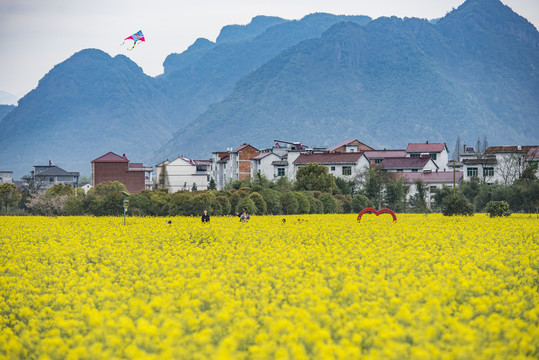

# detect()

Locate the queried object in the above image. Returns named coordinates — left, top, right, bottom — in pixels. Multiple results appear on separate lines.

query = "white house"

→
left=406, top=142, right=449, bottom=171
left=459, top=145, right=539, bottom=184
left=156, top=156, right=211, bottom=192
left=400, top=171, right=464, bottom=208
left=293, top=152, right=370, bottom=180
left=31, top=165, right=80, bottom=192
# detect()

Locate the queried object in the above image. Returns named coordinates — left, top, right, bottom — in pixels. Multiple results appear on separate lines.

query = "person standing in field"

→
left=201, top=210, right=210, bottom=223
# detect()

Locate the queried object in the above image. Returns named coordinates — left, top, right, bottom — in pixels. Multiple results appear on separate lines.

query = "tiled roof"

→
left=129, top=163, right=143, bottom=168
left=484, top=145, right=539, bottom=157
left=364, top=150, right=406, bottom=158
left=34, top=166, right=79, bottom=177
left=328, top=139, right=373, bottom=152
left=252, top=152, right=272, bottom=160
left=406, top=143, right=446, bottom=153
left=91, top=152, right=128, bottom=163
left=294, top=152, right=364, bottom=164
left=232, top=143, right=258, bottom=153
left=399, top=171, right=464, bottom=184
left=381, top=157, right=433, bottom=169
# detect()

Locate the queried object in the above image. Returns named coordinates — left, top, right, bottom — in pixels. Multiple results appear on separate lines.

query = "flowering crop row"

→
left=0, top=214, right=538, bottom=359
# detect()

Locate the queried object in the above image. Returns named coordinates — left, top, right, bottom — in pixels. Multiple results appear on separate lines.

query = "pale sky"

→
left=0, top=0, right=537, bottom=101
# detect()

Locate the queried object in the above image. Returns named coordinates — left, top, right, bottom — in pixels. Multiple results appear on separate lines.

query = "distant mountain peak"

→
left=216, top=15, right=286, bottom=44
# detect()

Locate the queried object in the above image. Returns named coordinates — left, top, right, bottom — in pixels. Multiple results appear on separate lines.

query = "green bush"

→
left=351, top=194, right=372, bottom=213
left=442, top=194, right=474, bottom=216
left=280, top=192, right=298, bottom=215
left=485, top=201, right=511, bottom=217
left=249, top=192, right=267, bottom=215
left=319, top=193, right=337, bottom=214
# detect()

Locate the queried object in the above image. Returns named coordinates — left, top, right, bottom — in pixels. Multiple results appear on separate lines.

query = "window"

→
left=374, top=159, right=382, bottom=164
left=277, top=168, right=285, bottom=177
left=530, top=161, right=538, bottom=170
left=410, top=153, right=420, bottom=158
left=483, top=167, right=494, bottom=177
left=467, top=167, right=478, bottom=177
left=49, top=177, right=54, bottom=183
left=342, top=166, right=352, bottom=176
left=430, top=153, right=437, bottom=160
left=330, top=166, right=335, bottom=171
left=411, top=169, right=418, bottom=172
left=430, top=186, right=437, bottom=194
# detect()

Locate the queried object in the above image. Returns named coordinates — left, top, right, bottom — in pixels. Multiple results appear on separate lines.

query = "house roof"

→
left=91, top=152, right=128, bottom=163
left=406, top=143, right=447, bottom=153
left=364, top=150, right=406, bottom=158
left=129, top=163, right=143, bottom=168
left=34, top=166, right=79, bottom=177
left=484, top=145, right=539, bottom=157
left=328, top=139, right=373, bottom=152
left=232, top=143, right=258, bottom=153
left=294, top=152, right=364, bottom=164
left=193, top=160, right=211, bottom=165
left=252, top=152, right=273, bottom=160
left=399, top=171, right=464, bottom=184
left=381, top=157, right=435, bottom=169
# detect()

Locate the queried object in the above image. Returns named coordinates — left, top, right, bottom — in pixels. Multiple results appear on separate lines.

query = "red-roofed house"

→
left=477, top=145, right=539, bottom=184
left=293, top=152, right=370, bottom=179
left=91, top=152, right=153, bottom=193
left=406, top=142, right=449, bottom=171
left=328, top=139, right=373, bottom=153
left=364, top=149, right=406, bottom=166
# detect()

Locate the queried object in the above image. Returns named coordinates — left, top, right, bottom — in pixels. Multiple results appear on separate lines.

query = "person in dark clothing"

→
left=201, top=210, right=210, bottom=223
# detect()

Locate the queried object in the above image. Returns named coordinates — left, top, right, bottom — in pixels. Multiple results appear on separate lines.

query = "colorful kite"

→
left=122, top=30, right=145, bottom=50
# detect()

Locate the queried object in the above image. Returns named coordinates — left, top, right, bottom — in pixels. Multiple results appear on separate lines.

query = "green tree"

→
left=64, top=196, right=83, bottom=215
left=280, top=192, right=298, bottom=215
left=215, top=195, right=231, bottom=216
left=351, top=194, right=372, bottom=213
left=192, top=192, right=218, bottom=215
left=91, top=181, right=128, bottom=198
left=334, top=177, right=356, bottom=195
left=307, top=196, right=324, bottom=214
left=293, top=192, right=310, bottom=214
left=0, top=183, right=22, bottom=213
left=249, top=192, right=267, bottom=215
left=208, top=178, right=217, bottom=190
left=127, top=192, right=152, bottom=216
left=294, top=163, right=336, bottom=193
left=409, top=180, right=429, bottom=214
left=433, top=185, right=453, bottom=212
left=384, top=178, right=407, bottom=212
left=442, top=194, right=474, bottom=216
left=45, top=183, right=75, bottom=197
left=258, top=188, right=280, bottom=215
left=252, top=172, right=272, bottom=189
left=236, top=197, right=257, bottom=215
left=319, top=193, right=337, bottom=214
left=274, top=176, right=293, bottom=191
left=169, top=192, right=193, bottom=216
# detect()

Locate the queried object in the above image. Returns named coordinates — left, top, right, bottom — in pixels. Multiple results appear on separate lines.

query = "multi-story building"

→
left=91, top=152, right=153, bottom=193
left=211, top=144, right=259, bottom=190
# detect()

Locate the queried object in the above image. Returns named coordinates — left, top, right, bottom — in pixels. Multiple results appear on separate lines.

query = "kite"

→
left=122, top=30, right=145, bottom=50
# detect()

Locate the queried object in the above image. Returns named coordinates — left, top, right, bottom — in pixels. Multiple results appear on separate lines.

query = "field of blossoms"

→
left=1, top=214, right=538, bottom=359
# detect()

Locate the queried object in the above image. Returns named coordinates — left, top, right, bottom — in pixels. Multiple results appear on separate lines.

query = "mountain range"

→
left=0, top=0, right=538, bottom=178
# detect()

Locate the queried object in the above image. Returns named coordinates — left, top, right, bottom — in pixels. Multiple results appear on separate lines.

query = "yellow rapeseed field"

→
left=1, top=214, right=538, bottom=359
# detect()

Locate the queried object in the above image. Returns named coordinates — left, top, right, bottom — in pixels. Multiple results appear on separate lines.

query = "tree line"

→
left=1, top=163, right=538, bottom=216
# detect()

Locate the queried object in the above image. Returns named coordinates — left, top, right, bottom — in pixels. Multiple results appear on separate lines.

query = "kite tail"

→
left=127, top=41, right=137, bottom=51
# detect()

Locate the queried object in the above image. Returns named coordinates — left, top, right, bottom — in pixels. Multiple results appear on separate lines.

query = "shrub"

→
left=319, top=193, right=337, bottom=214
left=293, top=192, right=310, bottom=214
left=236, top=197, right=257, bottom=215
left=485, top=201, right=511, bottom=217
left=280, top=192, right=298, bottom=215
left=351, top=194, right=372, bottom=213
left=249, top=192, right=267, bottom=215
left=442, top=194, right=474, bottom=216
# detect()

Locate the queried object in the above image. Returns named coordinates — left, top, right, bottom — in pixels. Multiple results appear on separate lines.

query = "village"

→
left=1, top=138, right=538, bottom=210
